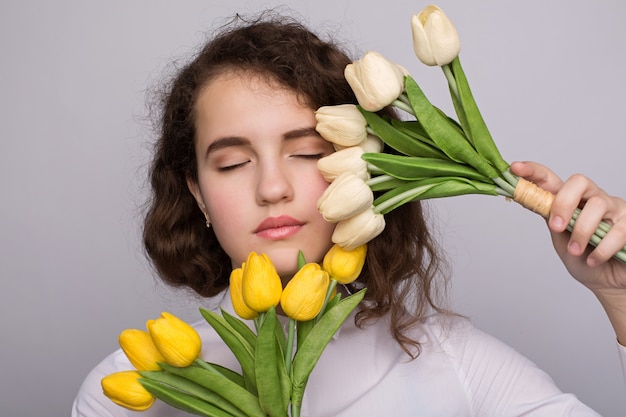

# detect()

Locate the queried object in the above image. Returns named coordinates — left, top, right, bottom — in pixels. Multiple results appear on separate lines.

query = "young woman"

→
left=72, top=14, right=626, bottom=417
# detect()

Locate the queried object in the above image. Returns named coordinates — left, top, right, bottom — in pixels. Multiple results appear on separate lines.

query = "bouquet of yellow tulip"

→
left=315, top=4, right=626, bottom=263
left=101, top=244, right=367, bottom=417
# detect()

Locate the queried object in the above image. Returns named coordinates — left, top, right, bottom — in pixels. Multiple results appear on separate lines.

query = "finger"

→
left=510, top=161, right=564, bottom=194
left=585, top=198, right=626, bottom=266
left=566, top=194, right=609, bottom=257
left=588, top=221, right=626, bottom=266
left=550, top=174, right=609, bottom=235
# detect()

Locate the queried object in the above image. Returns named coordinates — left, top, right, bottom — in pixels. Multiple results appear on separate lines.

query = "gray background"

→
left=2, top=0, right=625, bottom=416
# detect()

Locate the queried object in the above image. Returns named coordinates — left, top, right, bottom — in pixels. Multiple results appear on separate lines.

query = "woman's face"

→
left=188, top=72, right=336, bottom=279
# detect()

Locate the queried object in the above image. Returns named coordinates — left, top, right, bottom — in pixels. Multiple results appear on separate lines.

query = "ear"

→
left=186, top=176, right=206, bottom=212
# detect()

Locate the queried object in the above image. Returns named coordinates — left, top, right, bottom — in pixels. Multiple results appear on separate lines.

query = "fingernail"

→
left=551, top=216, right=564, bottom=229
left=568, top=241, right=581, bottom=255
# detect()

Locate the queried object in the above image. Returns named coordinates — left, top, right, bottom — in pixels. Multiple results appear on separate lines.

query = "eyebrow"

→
left=205, top=126, right=321, bottom=157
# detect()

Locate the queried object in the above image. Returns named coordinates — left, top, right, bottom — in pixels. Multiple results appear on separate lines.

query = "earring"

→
left=202, top=211, right=211, bottom=228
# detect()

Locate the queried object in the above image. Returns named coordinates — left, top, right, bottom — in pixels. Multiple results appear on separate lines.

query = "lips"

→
left=255, top=215, right=304, bottom=240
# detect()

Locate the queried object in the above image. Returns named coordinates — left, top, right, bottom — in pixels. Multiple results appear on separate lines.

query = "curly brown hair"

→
left=143, top=12, right=449, bottom=356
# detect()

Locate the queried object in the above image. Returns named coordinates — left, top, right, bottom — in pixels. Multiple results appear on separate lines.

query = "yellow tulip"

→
left=315, top=104, right=368, bottom=147
left=147, top=312, right=202, bottom=367
left=101, top=371, right=155, bottom=411
left=322, top=243, right=367, bottom=285
left=317, top=172, right=374, bottom=223
left=411, top=5, right=460, bottom=66
left=332, top=208, right=386, bottom=251
left=118, top=328, right=166, bottom=371
left=344, top=51, right=409, bottom=112
left=229, top=267, right=259, bottom=320
left=280, top=263, right=330, bottom=321
left=242, top=252, right=283, bottom=313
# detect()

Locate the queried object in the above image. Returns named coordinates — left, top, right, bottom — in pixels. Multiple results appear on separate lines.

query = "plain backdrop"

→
left=1, top=0, right=625, bottom=416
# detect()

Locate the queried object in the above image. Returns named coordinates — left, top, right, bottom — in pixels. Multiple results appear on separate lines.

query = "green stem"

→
left=391, top=98, right=415, bottom=115
left=492, top=176, right=515, bottom=197
left=253, top=312, right=266, bottom=333
left=442, top=64, right=459, bottom=102
left=501, top=168, right=519, bottom=189
left=291, top=403, right=301, bottom=417
left=316, top=279, right=338, bottom=323
left=495, top=187, right=511, bottom=197
left=366, top=174, right=395, bottom=186
left=374, top=188, right=414, bottom=213
left=285, top=319, right=296, bottom=375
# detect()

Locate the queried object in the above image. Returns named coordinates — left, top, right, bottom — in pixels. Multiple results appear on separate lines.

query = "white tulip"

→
left=344, top=51, right=409, bottom=112
left=317, top=172, right=374, bottom=223
left=332, top=208, right=386, bottom=250
left=315, top=104, right=368, bottom=147
left=333, top=134, right=384, bottom=153
left=358, top=134, right=384, bottom=153
left=317, top=147, right=368, bottom=182
left=411, top=5, right=460, bottom=66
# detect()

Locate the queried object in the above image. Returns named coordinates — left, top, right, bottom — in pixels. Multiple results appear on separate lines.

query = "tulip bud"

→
left=229, top=267, right=259, bottom=320
left=411, top=5, right=460, bottom=66
left=242, top=252, right=283, bottom=313
left=118, top=329, right=166, bottom=371
left=344, top=51, right=409, bottom=112
left=147, top=312, right=202, bottom=367
left=317, top=146, right=368, bottom=182
left=315, top=104, right=368, bottom=147
left=317, top=172, right=374, bottom=223
left=280, top=263, right=330, bottom=321
left=322, top=243, right=367, bottom=285
left=333, top=134, right=384, bottom=154
left=332, top=209, right=386, bottom=250
left=101, top=371, right=155, bottom=412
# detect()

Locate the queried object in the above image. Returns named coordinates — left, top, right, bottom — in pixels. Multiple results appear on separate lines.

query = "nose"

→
left=255, top=159, right=294, bottom=205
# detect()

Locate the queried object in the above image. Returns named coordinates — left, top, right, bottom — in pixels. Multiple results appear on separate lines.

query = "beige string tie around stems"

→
left=513, top=178, right=555, bottom=218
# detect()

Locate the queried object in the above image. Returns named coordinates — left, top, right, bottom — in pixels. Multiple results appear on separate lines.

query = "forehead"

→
left=193, top=71, right=319, bottom=143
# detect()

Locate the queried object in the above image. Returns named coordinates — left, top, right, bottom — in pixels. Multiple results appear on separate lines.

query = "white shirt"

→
left=72, top=290, right=626, bottom=417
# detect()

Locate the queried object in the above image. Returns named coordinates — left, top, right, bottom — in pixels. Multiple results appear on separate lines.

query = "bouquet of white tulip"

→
left=315, top=5, right=626, bottom=263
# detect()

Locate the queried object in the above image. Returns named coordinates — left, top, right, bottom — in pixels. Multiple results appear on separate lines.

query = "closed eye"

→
left=292, top=153, right=326, bottom=160
left=218, top=160, right=250, bottom=171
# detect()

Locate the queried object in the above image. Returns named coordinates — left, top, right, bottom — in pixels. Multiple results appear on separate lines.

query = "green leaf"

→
left=291, top=290, right=365, bottom=406
left=153, top=364, right=267, bottom=417
left=297, top=251, right=306, bottom=269
left=373, top=177, right=498, bottom=214
left=448, top=57, right=509, bottom=172
left=388, top=119, right=435, bottom=147
left=220, top=309, right=258, bottom=350
left=199, top=308, right=257, bottom=392
left=404, top=76, right=499, bottom=179
left=139, top=377, right=237, bottom=417
left=255, top=308, right=288, bottom=417
left=363, top=153, right=487, bottom=181
left=192, top=360, right=246, bottom=388
left=360, top=108, right=447, bottom=159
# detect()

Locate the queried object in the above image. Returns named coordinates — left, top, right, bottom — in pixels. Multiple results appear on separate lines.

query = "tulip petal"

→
left=147, top=312, right=202, bottom=367
left=317, top=173, right=374, bottom=222
left=119, top=329, right=165, bottom=371
left=101, top=371, right=155, bottom=411
left=332, top=209, right=385, bottom=250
